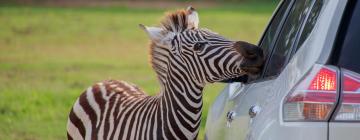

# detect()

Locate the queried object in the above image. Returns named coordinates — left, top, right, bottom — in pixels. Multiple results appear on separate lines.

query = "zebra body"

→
left=67, top=7, right=264, bottom=140
left=68, top=73, right=203, bottom=140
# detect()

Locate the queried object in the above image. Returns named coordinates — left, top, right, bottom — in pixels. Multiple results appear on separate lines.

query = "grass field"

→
left=0, top=2, right=276, bottom=140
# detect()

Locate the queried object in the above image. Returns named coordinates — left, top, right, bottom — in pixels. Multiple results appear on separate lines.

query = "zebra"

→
left=67, top=6, right=264, bottom=140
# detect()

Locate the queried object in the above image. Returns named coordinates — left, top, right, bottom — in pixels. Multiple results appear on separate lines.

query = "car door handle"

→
left=248, top=105, right=261, bottom=118
left=226, top=110, right=236, bottom=128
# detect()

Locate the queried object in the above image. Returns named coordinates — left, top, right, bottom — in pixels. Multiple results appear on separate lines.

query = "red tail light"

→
left=309, top=68, right=337, bottom=91
left=283, top=65, right=338, bottom=121
left=334, top=69, right=360, bottom=121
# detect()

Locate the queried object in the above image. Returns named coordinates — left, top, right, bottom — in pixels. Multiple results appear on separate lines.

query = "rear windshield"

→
left=336, top=0, right=360, bottom=73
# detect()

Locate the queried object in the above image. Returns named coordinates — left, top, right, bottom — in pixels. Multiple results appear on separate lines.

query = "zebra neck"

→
left=160, top=57, right=205, bottom=104
left=161, top=67, right=204, bottom=105
left=155, top=60, right=204, bottom=139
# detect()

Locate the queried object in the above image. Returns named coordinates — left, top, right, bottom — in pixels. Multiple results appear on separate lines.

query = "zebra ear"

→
left=139, top=24, right=164, bottom=42
left=186, top=6, right=199, bottom=29
left=139, top=24, right=174, bottom=46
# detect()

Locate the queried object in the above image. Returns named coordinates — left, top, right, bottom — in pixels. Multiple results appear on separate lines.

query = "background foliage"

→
left=3, top=0, right=279, bottom=4
left=0, top=1, right=276, bottom=140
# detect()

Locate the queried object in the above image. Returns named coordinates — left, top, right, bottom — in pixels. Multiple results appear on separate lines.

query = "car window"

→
left=259, top=0, right=293, bottom=59
left=228, top=0, right=293, bottom=83
left=337, top=0, right=360, bottom=73
left=295, top=0, right=324, bottom=52
left=264, top=0, right=316, bottom=77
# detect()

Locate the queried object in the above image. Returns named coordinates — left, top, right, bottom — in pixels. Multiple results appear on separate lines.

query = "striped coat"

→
left=67, top=6, right=264, bottom=140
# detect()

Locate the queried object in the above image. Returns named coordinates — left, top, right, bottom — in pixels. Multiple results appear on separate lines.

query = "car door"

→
left=205, top=0, right=327, bottom=139
left=205, top=0, right=293, bottom=139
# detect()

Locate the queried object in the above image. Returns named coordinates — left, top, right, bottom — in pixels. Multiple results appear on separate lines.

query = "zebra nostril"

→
left=233, top=41, right=261, bottom=59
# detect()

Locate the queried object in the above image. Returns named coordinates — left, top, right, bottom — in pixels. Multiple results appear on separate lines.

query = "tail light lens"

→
left=334, top=69, right=360, bottom=121
left=283, top=65, right=338, bottom=121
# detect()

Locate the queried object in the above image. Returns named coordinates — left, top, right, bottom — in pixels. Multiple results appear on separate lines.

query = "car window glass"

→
left=259, top=0, right=292, bottom=58
left=264, top=0, right=314, bottom=77
left=295, top=0, right=324, bottom=51
left=337, top=0, right=360, bottom=73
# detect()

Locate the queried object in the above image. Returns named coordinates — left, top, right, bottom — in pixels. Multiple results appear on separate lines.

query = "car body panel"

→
left=329, top=123, right=360, bottom=140
left=205, top=0, right=348, bottom=139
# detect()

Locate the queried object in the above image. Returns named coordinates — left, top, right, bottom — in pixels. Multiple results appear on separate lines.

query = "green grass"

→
left=0, top=3, right=275, bottom=140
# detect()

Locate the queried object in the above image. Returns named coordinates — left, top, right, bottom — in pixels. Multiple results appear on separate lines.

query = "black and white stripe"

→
left=67, top=6, right=263, bottom=140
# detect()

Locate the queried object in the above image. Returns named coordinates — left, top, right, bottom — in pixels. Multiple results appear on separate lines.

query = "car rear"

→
left=328, top=0, right=360, bottom=139
left=282, top=0, right=360, bottom=139
left=205, top=0, right=360, bottom=139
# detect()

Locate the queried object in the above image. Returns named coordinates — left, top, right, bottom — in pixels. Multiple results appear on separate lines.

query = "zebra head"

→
left=140, top=7, right=264, bottom=84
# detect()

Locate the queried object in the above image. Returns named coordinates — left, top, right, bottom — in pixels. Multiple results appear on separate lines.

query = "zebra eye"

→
left=193, top=42, right=205, bottom=52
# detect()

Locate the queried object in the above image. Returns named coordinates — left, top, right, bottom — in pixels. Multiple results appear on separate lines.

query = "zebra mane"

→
left=161, top=9, right=190, bottom=32
left=149, top=42, right=169, bottom=86
left=149, top=8, right=198, bottom=84
left=147, top=9, right=190, bottom=82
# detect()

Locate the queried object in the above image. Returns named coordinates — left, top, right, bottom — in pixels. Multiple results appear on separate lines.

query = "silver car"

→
left=205, top=0, right=360, bottom=140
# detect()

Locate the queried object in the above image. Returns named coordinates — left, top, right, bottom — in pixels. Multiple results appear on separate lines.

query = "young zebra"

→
left=67, top=7, right=264, bottom=140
